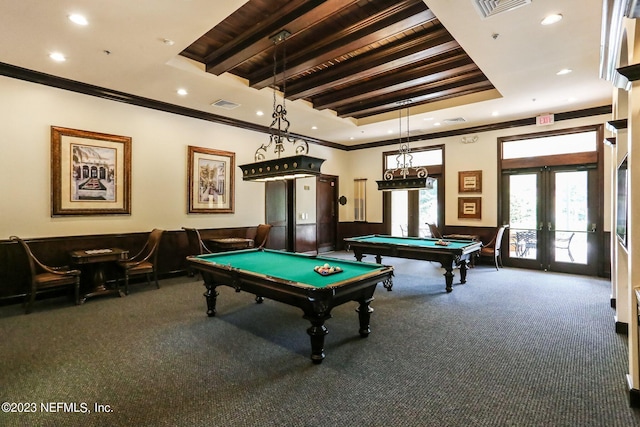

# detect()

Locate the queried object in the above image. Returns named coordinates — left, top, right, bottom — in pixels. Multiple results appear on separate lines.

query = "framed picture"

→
left=458, top=197, right=482, bottom=219
left=51, top=126, right=131, bottom=216
left=188, top=146, right=235, bottom=214
left=458, top=170, right=482, bottom=193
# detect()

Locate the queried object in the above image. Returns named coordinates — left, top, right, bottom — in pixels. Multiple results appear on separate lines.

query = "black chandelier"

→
left=377, top=102, right=429, bottom=191
left=239, top=30, right=325, bottom=182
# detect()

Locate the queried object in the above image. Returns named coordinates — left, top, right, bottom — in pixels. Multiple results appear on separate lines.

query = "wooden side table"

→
left=70, top=248, right=129, bottom=302
left=443, top=234, right=480, bottom=241
left=206, top=238, right=254, bottom=252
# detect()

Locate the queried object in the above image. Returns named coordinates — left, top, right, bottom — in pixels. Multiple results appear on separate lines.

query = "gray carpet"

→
left=1, top=252, right=639, bottom=427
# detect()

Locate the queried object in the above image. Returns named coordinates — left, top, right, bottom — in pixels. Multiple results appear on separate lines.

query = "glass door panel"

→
left=553, top=171, right=588, bottom=265
left=418, top=180, right=438, bottom=238
left=391, top=190, right=408, bottom=236
left=508, top=174, right=539, bottom=261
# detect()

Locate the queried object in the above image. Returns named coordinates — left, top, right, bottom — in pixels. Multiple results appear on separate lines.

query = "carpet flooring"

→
left=0, top=252, right=639, bottom=427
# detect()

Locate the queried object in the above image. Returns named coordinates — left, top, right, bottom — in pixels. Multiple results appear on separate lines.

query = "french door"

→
left=502, top=166, right=598, bottom=275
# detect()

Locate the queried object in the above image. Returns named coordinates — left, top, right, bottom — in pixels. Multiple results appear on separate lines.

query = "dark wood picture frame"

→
left=458, top=170, right=482, bottom=193
left=51, top=126, right=131, bottom=216
left=188, top=146, right=235, bottom=214
left=458, top=197, right=482, bottom=219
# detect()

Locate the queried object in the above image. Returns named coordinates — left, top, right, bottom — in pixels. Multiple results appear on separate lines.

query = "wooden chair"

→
left=479, top=225, right=509, bottom=270
left=254, top=224, right=272, bottom=248
left=182, top=227, right=212, bottom=255
left=117, top=229, right=164, bottom=295
left=10, top=236, right=81, bottom=314
left=555, top=232, right=575, bottom=262
left=182, top=227, right=211, bottom=277
left=427, top=223, right=442, bottom=239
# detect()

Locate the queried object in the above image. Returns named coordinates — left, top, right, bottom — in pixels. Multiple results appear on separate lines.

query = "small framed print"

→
left=458, top=197, right=481, bottom=219
left=458, top=170, right=482, bottom=193
left=51, top=126, right=131, bottom=216
left=188, top=146, right=235, bottom=214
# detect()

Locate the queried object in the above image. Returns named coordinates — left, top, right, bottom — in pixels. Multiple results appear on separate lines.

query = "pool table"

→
left=186, top=248, right=394, bottom=364
left=344, top=235, right=482, bottom=293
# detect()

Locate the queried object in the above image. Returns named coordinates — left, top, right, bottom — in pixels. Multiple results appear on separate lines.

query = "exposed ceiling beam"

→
left=204, top=0, right=358, bottom=75
left=286, top=27, right=457, bottom=100
left=340, top=73, right=493, bottom=118
left=313, top=53, right=476, bottom=111
left=247, top=0, right=435, bottom=89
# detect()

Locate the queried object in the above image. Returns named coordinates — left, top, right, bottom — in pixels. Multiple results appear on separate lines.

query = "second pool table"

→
left=186, top=248, right=394, bottom=364
left=344, top=235, right=482, bottom=293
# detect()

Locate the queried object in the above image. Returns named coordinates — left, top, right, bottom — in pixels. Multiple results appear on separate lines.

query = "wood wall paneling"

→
left=0, top=227, right=257, bottom=305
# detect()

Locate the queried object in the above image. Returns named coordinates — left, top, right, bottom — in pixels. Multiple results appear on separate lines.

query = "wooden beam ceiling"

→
left=180, top=0, right=495, bottom=120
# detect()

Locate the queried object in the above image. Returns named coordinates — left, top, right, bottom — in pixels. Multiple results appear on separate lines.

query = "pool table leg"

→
left=459, top=260, right=468, bottom=284
left=356, top=297, right=374, bottom=337
left=203, top=284, right=219, bottom=317
left=305, top=315, right=330, bottom=364
left=441, top=264, right=454, bottom=293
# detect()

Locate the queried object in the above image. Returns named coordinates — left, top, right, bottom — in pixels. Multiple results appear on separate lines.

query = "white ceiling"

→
left=0, top=0, right=612, bottom=147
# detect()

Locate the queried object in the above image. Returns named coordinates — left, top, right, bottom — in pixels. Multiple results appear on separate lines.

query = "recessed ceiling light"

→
left=311, top=126, right=318, bottom=130
left=349, top=137, right=355, bottom=140
left=162, top=38, right=175, bottom=46
left=557, top=68, right=572, bottom=75
left=492, top=111, right=500, bottom=117
left=387, top=129, right=394, bottom=134
left=68, top=14, right=88, bottom=26
left=177, top=88, right=188, bottom=96
left=423, top=117, right=434, bottom=121
left=541, top=14, right=563, bottom=26
left=433, top=122, right=441, bottom=127
left=49, top=52, right=66, bottom=62
left=256, top=111, right=264, bottom=116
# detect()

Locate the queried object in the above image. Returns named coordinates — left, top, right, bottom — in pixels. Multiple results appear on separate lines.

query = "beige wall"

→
left=0, top=75, right=610, bottom=239
left=339, top=115, right=611, bottom=228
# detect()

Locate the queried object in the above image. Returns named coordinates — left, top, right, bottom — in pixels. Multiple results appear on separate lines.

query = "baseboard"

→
left=627, top=374, right=640, bottom=408
left=615, top=319, right=629, bottom=335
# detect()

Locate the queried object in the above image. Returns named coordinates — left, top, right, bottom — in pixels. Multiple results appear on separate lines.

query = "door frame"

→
left=501, top=165, right=599, bottom=275
left=498, top=124, right=605, bottom=276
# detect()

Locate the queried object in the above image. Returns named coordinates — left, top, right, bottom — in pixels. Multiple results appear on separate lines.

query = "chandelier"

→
left=377, top=102, right=429, bottom=191
left=239, top=30, right=325, bottom=182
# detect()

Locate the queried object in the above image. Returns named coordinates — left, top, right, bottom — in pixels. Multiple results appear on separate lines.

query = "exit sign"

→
left=536, top=113, right=555, bottom=126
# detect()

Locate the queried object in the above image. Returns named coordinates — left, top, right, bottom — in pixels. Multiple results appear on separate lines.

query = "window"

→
left=354, top=179, right=366, bottom=222
left=385, top=145, right=444, bottom=237
left=384, top=148, right=442, bottom=170
left=503, top=132, right=596, bottom=159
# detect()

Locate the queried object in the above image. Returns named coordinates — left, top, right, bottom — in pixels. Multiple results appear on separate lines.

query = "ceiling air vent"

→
left=211, top=99, right=240, bottom=110
left=443, top=117, right=467, bottom=124
left=473, top=0, right=531, bottom=19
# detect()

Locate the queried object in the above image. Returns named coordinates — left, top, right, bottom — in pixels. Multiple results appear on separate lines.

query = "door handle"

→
left=590, top=223, right=597, bottom=233
left=538, top=222, right=543, bottom=231
left=547, top=222, right=553, bottom=231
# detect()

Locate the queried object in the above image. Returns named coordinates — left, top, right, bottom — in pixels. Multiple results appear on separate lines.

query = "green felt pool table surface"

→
left=348, top=235, right=475, bottom=250
left=193, top=249, right=386, bottom=288
left=344, top=235, right=482, bottom=293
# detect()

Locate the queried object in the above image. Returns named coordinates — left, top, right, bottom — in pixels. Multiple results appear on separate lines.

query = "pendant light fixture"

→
left=239, top=30, right=325, bottom=182
left=377, top=101, right=429, bottom=191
